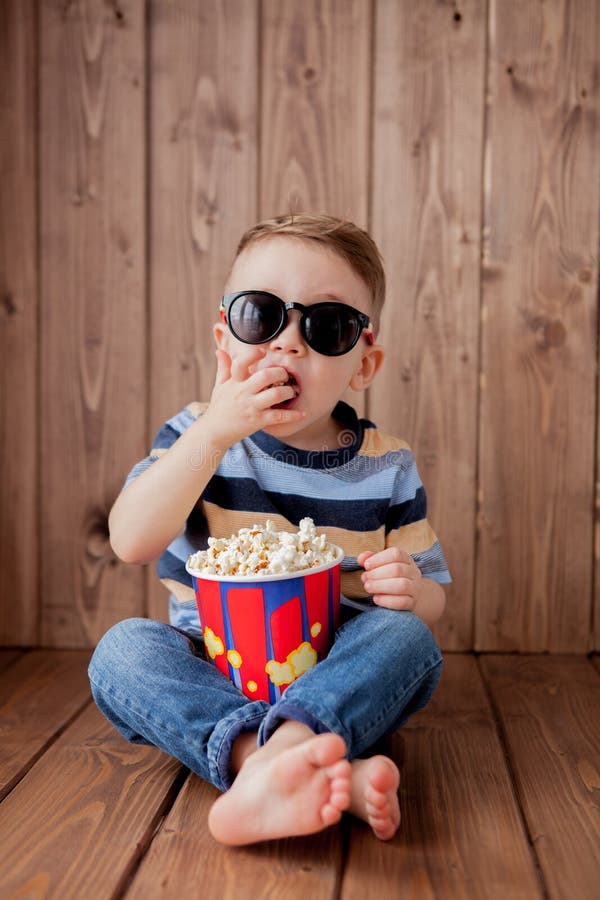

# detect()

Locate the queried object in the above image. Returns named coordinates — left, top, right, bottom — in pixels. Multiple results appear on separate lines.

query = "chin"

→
left=263, top=420, right=304, bottom=437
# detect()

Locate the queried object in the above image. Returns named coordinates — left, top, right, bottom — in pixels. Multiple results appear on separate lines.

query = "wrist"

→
left=197, top=406, right=245, bottom=454
left=184, top=417, right=231, bottom=465
left=412, top=579, right=446, bottom=626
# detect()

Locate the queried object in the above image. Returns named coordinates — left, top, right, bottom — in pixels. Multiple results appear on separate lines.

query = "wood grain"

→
left=476, top=0, right=600, bottom=651
left=0, top=650, right=24, bottom=675
left=0, top=702, right=182, bottom=898
left=260, top=0, right=370, bottom=225
left=481, top=655, right=600, bottom=900
left=148, top=0, right=259, bottom=621
left=260, top=0, right=372, bottom=418
left=596, top=401, right=600, bottom=651
left=39, top=0, right=147, bottom=645
left=128, top=773, right=342, bottom=898
left=0, top=650, right=91, bottom=800
left=0, top=0, right=38, bottom=646
left=370, top=0, right=486, bottom=650
left=341, top=655, right=541, bottom=899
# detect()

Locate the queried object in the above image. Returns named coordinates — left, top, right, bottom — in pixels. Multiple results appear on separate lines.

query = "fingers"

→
left=256, top=378, right=298, bottom=408
left=250, top=366, right=295, bottom=393
left=371, top=594, right=416, bottom=611
left=359, top=547, right=421, bottom=610
left=362, top=547, right=414, bottom=571
left=361, top=556, right=419, bottom=590
left=230, top=363, right=299, bottom=410
left=363, top=561, right=418, bottom=582
left=214, top=348, right=232, bottom=387
left=219, top=353, right=297, bottom=404
left=365, top=577, right=417, bottom=598
left=208, top=347, right=306, bottom=445
left=229, top=346, right=267, bottom=382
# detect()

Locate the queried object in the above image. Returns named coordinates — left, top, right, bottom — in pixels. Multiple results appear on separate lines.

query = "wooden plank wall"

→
left=1, top=0, right=599, bottom=652
left=0, top=0, right=38, bottom=645
left=38, top=0, right=147, bottom=646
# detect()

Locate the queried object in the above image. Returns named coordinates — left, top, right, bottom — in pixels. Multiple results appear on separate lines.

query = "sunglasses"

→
left=220, top=291, right=374, bottom=357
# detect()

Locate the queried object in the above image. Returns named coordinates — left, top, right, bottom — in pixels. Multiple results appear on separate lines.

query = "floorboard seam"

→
left=112, top=766, right=191, bottom=899
left=0, top=697, right=93, bottom=803
left=475, top=654, right=550, bottom=900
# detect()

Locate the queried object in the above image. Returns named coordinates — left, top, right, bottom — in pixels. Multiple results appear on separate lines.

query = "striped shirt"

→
left=124, top=400, right=451, bottom=634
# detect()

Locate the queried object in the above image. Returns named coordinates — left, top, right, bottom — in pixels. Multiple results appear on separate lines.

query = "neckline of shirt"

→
left=247, top=401, right=364, bottom=470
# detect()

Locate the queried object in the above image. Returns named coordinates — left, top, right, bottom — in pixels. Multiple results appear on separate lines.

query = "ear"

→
left=349, top=343, right=385, bottom=392
left=213, top=321, right=230, bottom=351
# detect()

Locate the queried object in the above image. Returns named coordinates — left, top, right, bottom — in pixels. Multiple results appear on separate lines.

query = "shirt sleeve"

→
left=384, top=451, right=452, bottom=584
left=122, top=402, right=206, bottom=490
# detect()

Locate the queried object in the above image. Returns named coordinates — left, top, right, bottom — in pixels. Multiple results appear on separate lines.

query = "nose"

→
left=269, top=310, right=306, bottom=355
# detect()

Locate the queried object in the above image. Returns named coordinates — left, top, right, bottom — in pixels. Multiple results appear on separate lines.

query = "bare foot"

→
left=208, top=732, right=351, bottom=845
left=348, top=755, right=401, bottom=840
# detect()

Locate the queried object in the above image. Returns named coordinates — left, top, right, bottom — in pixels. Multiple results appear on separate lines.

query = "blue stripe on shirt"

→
left=203, top=475, right=390, bottom=530
left=216, top=440, right=418, bottom=500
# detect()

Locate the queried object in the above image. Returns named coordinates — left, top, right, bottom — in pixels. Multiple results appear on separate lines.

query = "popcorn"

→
left=187, top=517, right=338, bottom=577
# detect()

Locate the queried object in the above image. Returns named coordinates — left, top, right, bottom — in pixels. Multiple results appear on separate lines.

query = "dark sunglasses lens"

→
left=304, top=305, right=361, bottom=355
left=229, top=294, right=284, bottom=343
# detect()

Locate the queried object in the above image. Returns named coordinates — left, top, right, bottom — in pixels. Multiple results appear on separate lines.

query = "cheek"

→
left=320, top=357, right=360, bottom=388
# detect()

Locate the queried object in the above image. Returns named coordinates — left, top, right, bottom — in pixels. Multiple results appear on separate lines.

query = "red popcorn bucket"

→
left=185, top=548, right=343, bottom=703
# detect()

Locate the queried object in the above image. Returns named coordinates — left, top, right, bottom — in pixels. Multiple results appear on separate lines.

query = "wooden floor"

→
left=0, top=650, right=599, bottom=899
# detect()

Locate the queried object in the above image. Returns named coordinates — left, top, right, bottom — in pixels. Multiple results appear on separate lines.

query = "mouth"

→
left=271, top=369, right=301, bottom=410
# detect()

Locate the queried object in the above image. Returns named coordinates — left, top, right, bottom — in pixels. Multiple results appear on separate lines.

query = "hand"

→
left=201, top=346, right=306, bottom=449
left=357, top=547, right=423, bottom=611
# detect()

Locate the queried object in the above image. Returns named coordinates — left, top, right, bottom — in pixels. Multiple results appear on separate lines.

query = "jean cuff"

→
left=258, top=701, right=341, bottom=749
left=208, top=701, right=269, bottom=791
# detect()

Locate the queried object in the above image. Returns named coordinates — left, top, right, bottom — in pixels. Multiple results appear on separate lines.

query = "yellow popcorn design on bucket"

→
left=227, top=649, right=243, bottom=669
left=203, top=626, right=224, bottom=660
left=265, top=641, right=318, bottom=687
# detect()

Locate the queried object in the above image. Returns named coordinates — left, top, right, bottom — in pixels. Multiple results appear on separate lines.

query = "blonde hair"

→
left=234, top=214, right=386, bottom=335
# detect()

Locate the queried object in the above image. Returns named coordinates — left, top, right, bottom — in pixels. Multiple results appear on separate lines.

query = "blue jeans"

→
left=88, top=608, right=442, bottom=792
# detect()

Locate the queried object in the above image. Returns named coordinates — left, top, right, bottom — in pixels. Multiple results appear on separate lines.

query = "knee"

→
left=366, top=608, right=442, bottom=667
left=89, top=617, right=159, bottom=689
left=91, top=616, right=146, bottom=661
left=405, top=610, right=442, bottom=658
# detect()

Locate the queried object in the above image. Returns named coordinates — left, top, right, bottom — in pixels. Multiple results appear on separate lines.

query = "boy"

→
left=89, top=214, right=451, bottom=845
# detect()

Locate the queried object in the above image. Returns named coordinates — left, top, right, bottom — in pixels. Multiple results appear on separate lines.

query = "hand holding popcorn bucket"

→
left=185, top=520, right=343, bottom=703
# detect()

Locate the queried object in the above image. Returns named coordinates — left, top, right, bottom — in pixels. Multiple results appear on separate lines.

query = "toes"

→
left=372, top=822, right=397, bottom=841
left=364, top=757, right=401, bottom=840
left=368, top=756, right=400, bottom=793
left=327, top=758, right=351, bottom=780
left=306, top=733, right=347, bottom=769
left=330, top=787, right=351, bottom=812
left=321, top=801, right=344, bottom=827
left=365, top=787, right=388, bottom=810
left=329, top=760, right=351, bottom=812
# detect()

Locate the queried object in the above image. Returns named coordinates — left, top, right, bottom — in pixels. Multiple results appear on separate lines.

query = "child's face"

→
left=214, top=236, right=384, bottom=449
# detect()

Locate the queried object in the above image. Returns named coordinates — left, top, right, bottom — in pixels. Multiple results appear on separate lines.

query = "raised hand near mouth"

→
left=202, top=347, right=306, bottom=450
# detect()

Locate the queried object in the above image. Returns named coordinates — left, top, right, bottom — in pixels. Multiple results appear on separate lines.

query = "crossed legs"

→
left=89, top=610, right=441, bottom=846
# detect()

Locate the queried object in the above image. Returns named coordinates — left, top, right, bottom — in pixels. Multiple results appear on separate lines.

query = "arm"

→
left=109, top=346, right=306, bottom=565
left=356, top=548, right=446, bottom=628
